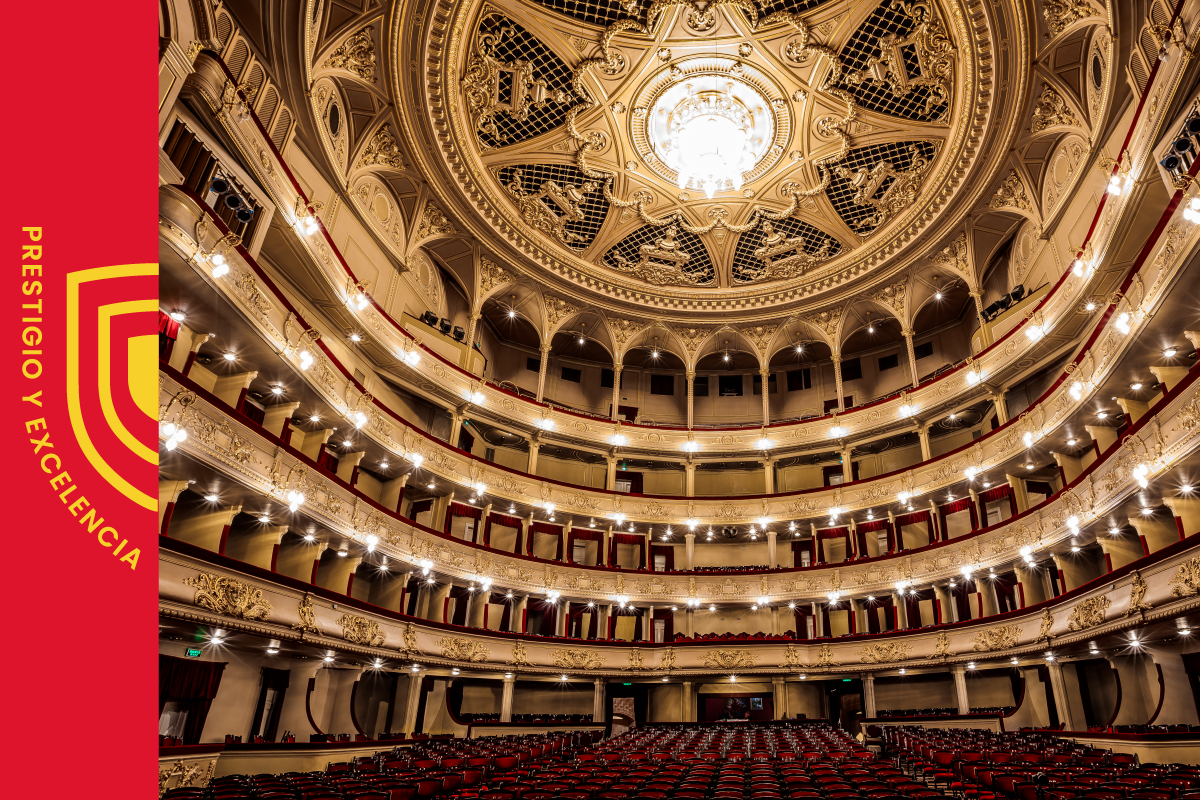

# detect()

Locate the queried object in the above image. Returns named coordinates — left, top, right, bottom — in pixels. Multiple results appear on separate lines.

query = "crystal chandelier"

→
left=664, top=82, right=755, bottom=198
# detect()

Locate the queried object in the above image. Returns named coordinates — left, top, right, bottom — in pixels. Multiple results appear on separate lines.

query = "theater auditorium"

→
left=157, top=0, right=1200, bottom=795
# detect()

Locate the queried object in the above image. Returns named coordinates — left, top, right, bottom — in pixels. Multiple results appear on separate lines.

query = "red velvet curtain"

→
left=939, top=497, right=977, bottom=539
left=566, top=528, right=603, bottom=564
left=159, top=654, right=226, bottom=745
left=791, top=540, right=809, bottom=568
left=485, top=513, right=523, bottom=550
left=650, top=544, right=675, bottom=571
left=978, top=484, right=1018, bottom=523
left=660, top=608, right=674, bottom=642
left=893, top=510, right=932, bottom=550
left=443, top=502, right=481, bottom=534
left=814, top=526, right=849, bottom=564
left=530, top=522, right=564, bottom=560
left=855, top=520, right=890, bottom=557
left=609, top=533, right=645, bottom=568
left=158, top=310, right=181, bottom=339
left=407, top=499, right=432, bottom=520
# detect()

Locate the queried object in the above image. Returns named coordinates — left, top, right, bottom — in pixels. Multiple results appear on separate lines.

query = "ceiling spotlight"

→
left=578, top=337, right=585, bottom=344
left=170, top=311, right=186, bottom=322
left=310, top=415, right=320, bottom=422
left=350, top=333, right=361, bottom=342
left=1011, top=658, right=1019, bottom=665
left=223, top=352, right=236, bottom=361
left=303, top=534, right=316, bottom=542
left=1085, top=301, right=1096, bottom=311
left=508, top=310, right=517, bottom=318
left=1096, top=410, right=1108, bottom=419
left=898, top=668, right=907, bottom=674
left=1164, top=347, right=1178, bottom=357
left=1067, top=438, right=1077, bottom=446
left=1130, top=382, right=1143, bottom=390
left=324, top=655, right=334, bottom=663
left=258, top=515, right=270, bottom=524
left=204, top=493, right=218, bottom=502
left=451, top=668, right=460, bottom=675
left=795, top=345, right=804, bottom=354
left=266, top=648, right=278, bottom=654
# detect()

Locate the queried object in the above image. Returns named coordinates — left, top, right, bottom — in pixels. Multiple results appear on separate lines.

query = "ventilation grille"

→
left=215, top=12, right=233, bottom=48
left=226, top=39, right=250, bottom=80
left=496, top=163, right=609, bottom=249
left=476, top=14, right=574, bottom=149
left=271, top=108, right=293, bottom=152
left=730, top=216, right=842, bottom=283
left=527, top=0, right=631, bottom=26
left=835, top=2, right=949, bottom=121
left=604, top=225, right=715, bottom=286
left=758, top=0, right=835, bottom=17
left=824, top=140, right=937, bottom=235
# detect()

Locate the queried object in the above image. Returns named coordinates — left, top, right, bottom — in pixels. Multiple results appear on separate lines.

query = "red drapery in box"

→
left=529, top=522, right=564, bottom=560
left=939, top=497, right=977, bottom=540
left=567, top=603, right=599, bottom=639
left=484, top=513, right=523, bottom=551
left=566, top=528, right=603, bottom=564
left=978, top=484, right=1018, bottom=524
left=444, top=502, right=481, bottom=534
left=609, top=533, right=646, bottom=568
left=791, top=540, right=810, bottom=568
left=855, top=520, right=890, bottom=557
left=654, top=608, right=674, bottom=642
left=609, top=606, right=642, bottom=641
left=650, top=543, right=675, bottom=571
left=407, top=499, right=432, bottom=520
left=159, top=654, right=226, bottom=745
left=486, top=592, right=512, bottom=631
left=893, top=510, right=932, bottom=551
left=158, top=310, right=181, bottom=339
left=813, top=526, right=849, bottom=564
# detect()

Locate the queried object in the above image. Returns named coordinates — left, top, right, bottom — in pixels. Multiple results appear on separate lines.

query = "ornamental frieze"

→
left=183, top=572, right=272, bottom=621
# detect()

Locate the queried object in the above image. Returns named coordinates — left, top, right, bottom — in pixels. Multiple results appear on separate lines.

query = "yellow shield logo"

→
left=67, top=264, right=159, bottom=510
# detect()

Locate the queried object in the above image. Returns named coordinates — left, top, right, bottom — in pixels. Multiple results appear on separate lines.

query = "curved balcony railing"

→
left=159, top=529, right=1200, bottom=675
left=160, top=169, right=1199, bottom=545
left=158, top=316, right=1200, bottom=603
left=176, top=41, right=1194, bottom=457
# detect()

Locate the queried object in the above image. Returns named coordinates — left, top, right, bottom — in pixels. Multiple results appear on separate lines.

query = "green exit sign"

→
left=185, top=647, right=203, bottom=658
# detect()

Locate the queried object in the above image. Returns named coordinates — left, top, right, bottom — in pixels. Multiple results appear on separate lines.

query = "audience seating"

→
left=167, top=723, right=1200, bottom=800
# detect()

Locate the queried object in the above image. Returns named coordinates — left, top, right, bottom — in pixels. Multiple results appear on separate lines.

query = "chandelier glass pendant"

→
left=651, top=76, right=773, bottom=199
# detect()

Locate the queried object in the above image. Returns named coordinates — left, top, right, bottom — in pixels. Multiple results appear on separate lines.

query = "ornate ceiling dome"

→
left=390, top=0, right=1027, bottom=318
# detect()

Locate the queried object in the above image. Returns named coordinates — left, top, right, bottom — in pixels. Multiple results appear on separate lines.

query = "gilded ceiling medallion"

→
left=420, top=0, right=1018, bottom=307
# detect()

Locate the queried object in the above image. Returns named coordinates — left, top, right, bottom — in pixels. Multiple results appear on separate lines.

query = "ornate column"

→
left=465, top=311, right=482, bottom=352
left=606, top=455, right=618, bottom=491
left=811, top=602, right=823, bottom=637
left=685, top=459, right=696, bottom=497
left=500, top=674, right=516, bottom=723
left=762, top=455, right=776, bottom=494
left=760, top=366, right=771, bottom=426
left=862, top=673, right=877, bottom=719
left=683, top=681, right=695, bottom=722
left=970, top=290, right=992, bottom=347
left=916, top=421, right=932, bottom=461
left=832, top=353, right=845, bottom=411
left=402, top=669, right=425, bottom=735
left=841, top=446, right=853, bottom=484
left=766, top=530, right=778, bottom=568
left=527, top=433, right=541, bottom=475
left=894, top=591, right=909, bottom=630
left=772, top=676, right=787, bottom=720
left=610, top=361, right=623, bottom=420
left=1045, top=661, right=1078, bottom=731
left=902, top=329, right=919, bottom=388
left=536, top=342, right=552, bottom=402
left=685, top=532, right=696, bottom=570
left=686, top=369, right=696, bottom=429
left=593, top=679, right=606, bottom=723
left=951, top=664, right=970, bottom=714
left=989, top=388, right=1009, bottom=425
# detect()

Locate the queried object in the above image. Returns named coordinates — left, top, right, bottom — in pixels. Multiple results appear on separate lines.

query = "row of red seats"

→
left=884, top=725, right=1200, bottom=800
